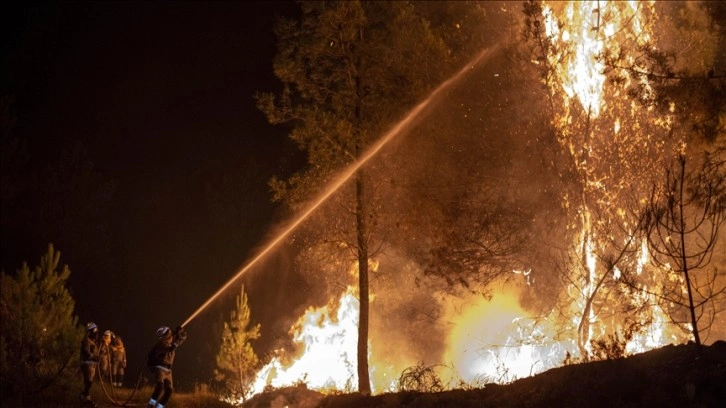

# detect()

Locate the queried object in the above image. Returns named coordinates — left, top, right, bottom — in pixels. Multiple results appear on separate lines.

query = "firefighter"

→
left=146, top=325, right=187, bottom=408
left=79, top=322, right=100, bottom=407
left=111, top=334, right=127, bottom=387
left=98, top=330, right=113, bottom=383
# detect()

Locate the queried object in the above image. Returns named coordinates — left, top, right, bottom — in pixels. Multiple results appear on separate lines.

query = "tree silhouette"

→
left=599, top=2, right=726, bottom=353
left=644, top=149, right=726, bottom=354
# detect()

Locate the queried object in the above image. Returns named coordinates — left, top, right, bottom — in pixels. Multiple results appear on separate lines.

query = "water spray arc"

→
left=181, top=45, right=499, bottom=328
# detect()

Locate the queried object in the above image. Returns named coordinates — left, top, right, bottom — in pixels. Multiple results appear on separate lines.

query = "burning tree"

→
left=521, top=0, right=725, bottom=360
left=522, top=0, right=664, bottom=360
left=215, top=284, right=261, bottom=402
left=256, top=1, right=492, bottom=394
left=597, top=1, right=726, bottom=352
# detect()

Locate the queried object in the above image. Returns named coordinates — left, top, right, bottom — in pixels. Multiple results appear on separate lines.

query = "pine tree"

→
left=257, top=1, right=494, bottom=393
left=214, top=284, right=261, bottom=402
left=0, top=243, right=80, bottom=401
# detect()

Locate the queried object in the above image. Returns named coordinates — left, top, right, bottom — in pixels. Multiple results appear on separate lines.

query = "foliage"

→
left=259, top=1, right=474, bottom=213
left=601, top=2, right=725, bottom=145
left=590, top=333, right=628, bottom=362
left=0, top=244, right=80, bottom=400
left=397, top=363, right=444, bottom=393
left=215, top=284, right=261, bottom=402
left=589, top=320, right=645, bottom=361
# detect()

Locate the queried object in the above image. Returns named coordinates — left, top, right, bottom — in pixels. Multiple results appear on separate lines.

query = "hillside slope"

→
left=244, top=342, right=726, bottom=408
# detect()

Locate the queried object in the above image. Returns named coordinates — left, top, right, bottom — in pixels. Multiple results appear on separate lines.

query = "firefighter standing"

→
left=98, top=330, right=113, bottom=382
left=111, top=334, right=127, bottom=387
left=146, top=325, right=187, bottom=408
left=79, top=322, right=100, bottom=407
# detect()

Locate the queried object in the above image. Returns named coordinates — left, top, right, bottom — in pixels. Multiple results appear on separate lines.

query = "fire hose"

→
left=96, top=353, right=147, bottom=407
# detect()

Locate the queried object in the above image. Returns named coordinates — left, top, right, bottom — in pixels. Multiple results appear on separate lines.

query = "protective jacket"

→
left=111, top=341, right=127, bottom=368
left=80, top=335, right=100, bottom=364
left=99, top=341, right=111, bottom=374
left=147, top=328, right=187, bottom=370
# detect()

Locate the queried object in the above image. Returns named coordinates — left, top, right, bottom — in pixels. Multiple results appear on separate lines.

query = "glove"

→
left=172, top=326, right=187, bottom=348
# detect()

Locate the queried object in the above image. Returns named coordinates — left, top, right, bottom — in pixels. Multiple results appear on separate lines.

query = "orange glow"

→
left=240, top=1, right=699, bottom=401
left=441, top=285, right=571, bottom=384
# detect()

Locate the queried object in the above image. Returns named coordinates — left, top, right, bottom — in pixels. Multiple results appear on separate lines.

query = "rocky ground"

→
left=243, top=341, right=726, bottom=408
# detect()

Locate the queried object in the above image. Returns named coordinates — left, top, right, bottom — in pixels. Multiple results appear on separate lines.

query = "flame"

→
left=540, top=0, right=693, bottom=364
left=250, top=288, right=361, bottom=397
left=542, top=1, right=656, bottom=119
left=247, top=282, right=573, bottom=401
left=542, top=2, right=607, bottom=117
left=441, top=285, right=572, bottom=384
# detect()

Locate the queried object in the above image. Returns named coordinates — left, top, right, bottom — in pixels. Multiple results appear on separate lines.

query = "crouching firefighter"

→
left=146, top=325, right=187, bottom=408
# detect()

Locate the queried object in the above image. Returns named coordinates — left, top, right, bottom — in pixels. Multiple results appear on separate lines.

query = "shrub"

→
left=0, top=244, right=80, bottom=404
left=397, top=363, right=444, bottom=393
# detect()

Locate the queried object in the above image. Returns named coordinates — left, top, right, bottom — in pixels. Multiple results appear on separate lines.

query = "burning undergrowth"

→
left=241, top=341, right=726, bottom=408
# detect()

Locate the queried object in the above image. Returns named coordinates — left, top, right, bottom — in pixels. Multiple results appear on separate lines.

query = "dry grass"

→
left=1, top=382, right=234, bottom=408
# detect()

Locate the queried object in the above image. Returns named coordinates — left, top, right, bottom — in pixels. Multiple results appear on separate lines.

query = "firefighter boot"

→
left=79, top=394, right=97, bottom=408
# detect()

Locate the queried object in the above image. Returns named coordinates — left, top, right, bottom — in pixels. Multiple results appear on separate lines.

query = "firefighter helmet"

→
left=156, top=326, right=170, bottom=339
left=86, top=322, right=98, bottom=333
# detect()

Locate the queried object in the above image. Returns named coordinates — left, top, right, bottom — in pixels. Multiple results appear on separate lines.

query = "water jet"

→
left=181, top=45, right=499, bottom=328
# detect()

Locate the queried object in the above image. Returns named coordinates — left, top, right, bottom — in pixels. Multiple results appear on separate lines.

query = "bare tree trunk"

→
left=356, top=171, right=371, bottom=395
left=354, top=31, right=371, bottom=394
left=677, top=159, right=702, bottom=351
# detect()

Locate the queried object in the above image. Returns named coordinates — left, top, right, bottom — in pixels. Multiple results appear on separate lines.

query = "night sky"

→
left=2, top=1, right=308, bottom=388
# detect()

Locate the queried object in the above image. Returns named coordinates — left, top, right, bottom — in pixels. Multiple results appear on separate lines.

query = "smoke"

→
left=376, top=39, right=567, bottom=310
left=248, top=37, right=570, bottom=384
